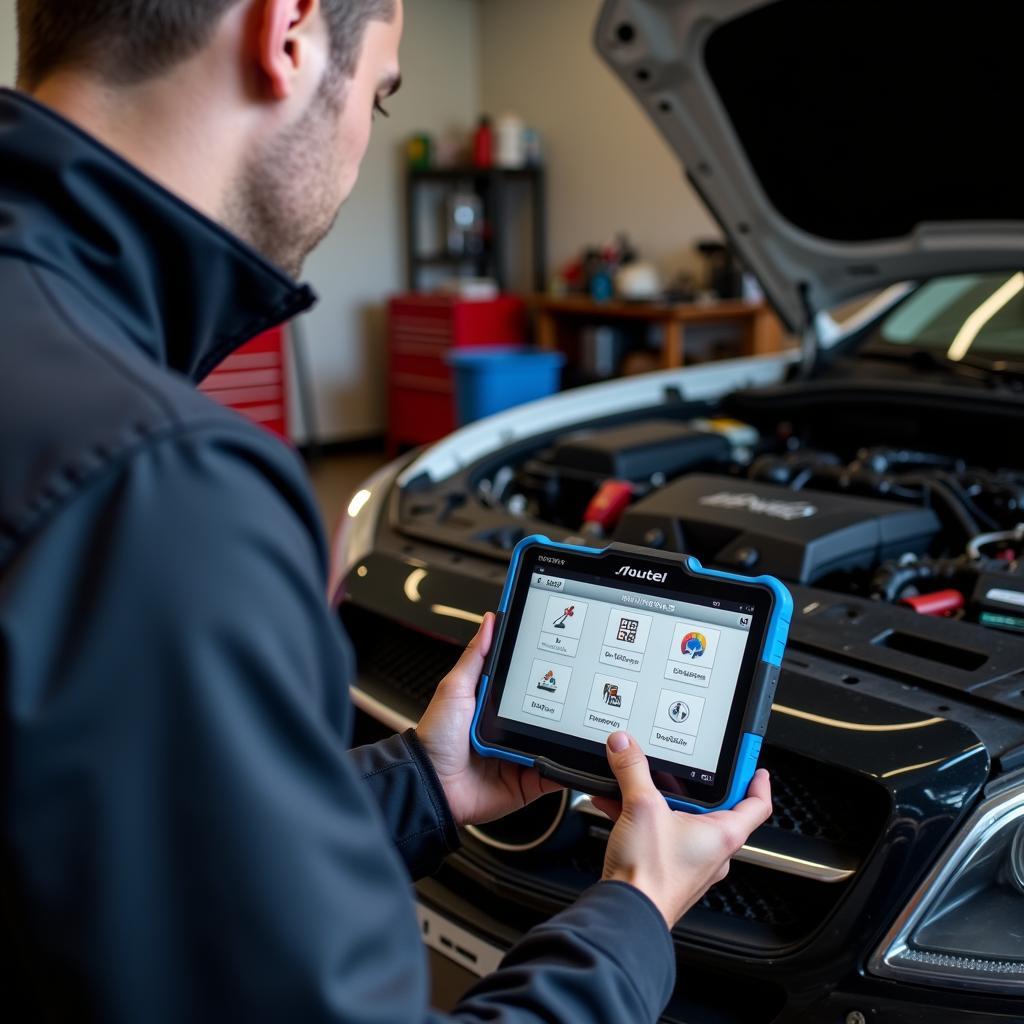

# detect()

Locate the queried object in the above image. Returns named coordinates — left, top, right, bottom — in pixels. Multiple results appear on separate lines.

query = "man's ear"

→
left=257, top=0, right=322, bottom=100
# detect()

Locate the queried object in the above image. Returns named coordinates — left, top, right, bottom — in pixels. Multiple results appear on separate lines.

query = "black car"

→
left=332, top=2, right=1024, bottom=1020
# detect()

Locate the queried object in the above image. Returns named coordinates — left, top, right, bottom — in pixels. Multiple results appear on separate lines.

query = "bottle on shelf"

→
left=472, top=115, right=493, bottom=169
left=495, top=113, right=525, bottom=168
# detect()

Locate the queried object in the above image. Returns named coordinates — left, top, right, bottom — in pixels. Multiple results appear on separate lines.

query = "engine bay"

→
left=349, top=374, right=1024, bottom=1021
left=467, top=411, right=1024, bottom=635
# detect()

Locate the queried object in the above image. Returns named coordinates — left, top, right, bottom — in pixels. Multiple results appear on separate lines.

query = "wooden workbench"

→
left=533, top=295, right=785, bottom=368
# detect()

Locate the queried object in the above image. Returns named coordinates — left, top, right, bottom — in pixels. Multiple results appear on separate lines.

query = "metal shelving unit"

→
left=405, top=166, right=547, bottom=294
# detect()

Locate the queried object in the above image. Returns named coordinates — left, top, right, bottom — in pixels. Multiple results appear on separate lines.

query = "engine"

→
left=614, top=474, right=940, bottom=584
left=487, top=418, right=1024, bottom=632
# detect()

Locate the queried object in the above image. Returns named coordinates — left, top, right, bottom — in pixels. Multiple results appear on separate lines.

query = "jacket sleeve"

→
left=2, top=425, right=674, bottom=1024
left=453, top=881, right=676, bottom=1023
left=349, top=729, right=462, bottom=880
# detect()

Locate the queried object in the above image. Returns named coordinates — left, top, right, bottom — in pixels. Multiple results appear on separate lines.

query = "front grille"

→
left=342, top=604, right=882, bottom=849
left=700, top=869, right=796, bottom=927
left=565, top=821, right=843, bottom=938
left=764, top=749, right=857, bottom=844
left=341, top=603, right=460, bottom=704
left=457, top=827, right=835, bottom=948
left=345, top=603, right=888, bottom=950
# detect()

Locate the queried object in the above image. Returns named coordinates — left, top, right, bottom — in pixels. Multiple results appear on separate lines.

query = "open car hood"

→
left=595, top=0, right=1024, bottom=337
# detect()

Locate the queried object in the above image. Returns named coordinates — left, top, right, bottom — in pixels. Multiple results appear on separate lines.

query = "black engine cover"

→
left=550, top=421, right=731, bottom=481
left=617, top=474, right=941, bottom=583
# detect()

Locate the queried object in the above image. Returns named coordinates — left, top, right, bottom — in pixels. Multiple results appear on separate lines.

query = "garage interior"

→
left=11, top=1, right=792, bottom=525
left=3, top=1, right=1024, bottom=1022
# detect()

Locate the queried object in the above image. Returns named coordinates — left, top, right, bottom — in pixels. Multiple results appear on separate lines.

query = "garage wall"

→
left=479, top=0, right=718, bottom=286
left=294, top=0, right=480, bottom=442
left=0, top=2, right=15, bottom=86
left=1, top=1, right=728, bottom=438
left=0, top=1, right=481, bottom=444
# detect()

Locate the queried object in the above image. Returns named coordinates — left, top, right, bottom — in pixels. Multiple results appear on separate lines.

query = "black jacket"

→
left=0, top=89, right=675, bottom=1022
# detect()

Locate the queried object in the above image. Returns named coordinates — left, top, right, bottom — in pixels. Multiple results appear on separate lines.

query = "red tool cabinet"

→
left=387, top=294, right=525, bottom=455
left=198, top=326, right=289, bottom=440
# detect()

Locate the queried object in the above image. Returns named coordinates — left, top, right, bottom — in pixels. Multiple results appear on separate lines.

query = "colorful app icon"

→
left=552, top=604, right=575, bottom=630
left=536, top=669, right=558, bottom=693
left=602, top=682, right=622, bottom=708
left=680, top=631, right=707, bottom=659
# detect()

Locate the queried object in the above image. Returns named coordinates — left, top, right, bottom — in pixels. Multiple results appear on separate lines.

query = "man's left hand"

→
left=416, top=612, right=562, bottom=827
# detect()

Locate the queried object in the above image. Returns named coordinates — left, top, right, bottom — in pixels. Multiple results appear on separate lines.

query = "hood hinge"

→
left=797, top=281, right=819, bottom=378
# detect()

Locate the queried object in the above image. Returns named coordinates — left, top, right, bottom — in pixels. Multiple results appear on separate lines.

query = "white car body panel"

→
left=398, top=350, right=799, bottom=488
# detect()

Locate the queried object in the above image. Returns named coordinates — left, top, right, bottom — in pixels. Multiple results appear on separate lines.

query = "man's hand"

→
left=594, top=732, right=773, bottom=929
left=416, top=613, right=562, bottom=827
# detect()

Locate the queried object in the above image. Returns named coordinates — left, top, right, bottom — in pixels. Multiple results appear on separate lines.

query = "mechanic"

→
left=0, top=1, right=772, bottom=1020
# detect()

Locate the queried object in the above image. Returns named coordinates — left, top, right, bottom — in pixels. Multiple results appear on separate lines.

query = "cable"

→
left=967, top=524, right=1024, bottom=561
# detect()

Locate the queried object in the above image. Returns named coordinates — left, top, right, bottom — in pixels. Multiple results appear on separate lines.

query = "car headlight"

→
left=328, top=459, right=401, bottom=601
left=869, top=781, right=1024, bottom=993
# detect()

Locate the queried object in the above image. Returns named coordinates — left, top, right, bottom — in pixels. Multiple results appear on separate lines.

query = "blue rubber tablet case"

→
left=471, top=536, right=793, bottom=812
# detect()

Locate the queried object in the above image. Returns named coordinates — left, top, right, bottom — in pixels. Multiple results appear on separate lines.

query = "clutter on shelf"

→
left=404, top=113, right=547, bottom=294
left=550, top=233, right=646, bottom=301
left=550, top=234, right=761, bottom=305
left=406, top=112, right=542, bottom=172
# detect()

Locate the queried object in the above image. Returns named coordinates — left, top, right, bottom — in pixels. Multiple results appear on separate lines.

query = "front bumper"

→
left=336, top=463, right=1023, bottom=1022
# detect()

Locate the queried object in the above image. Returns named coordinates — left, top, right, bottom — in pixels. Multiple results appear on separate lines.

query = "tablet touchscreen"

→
left=494, top=564, right=759, bottom=787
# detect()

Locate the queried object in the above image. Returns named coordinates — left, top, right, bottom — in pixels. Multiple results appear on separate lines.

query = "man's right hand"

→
left=592, top=732, right=773, bottom=929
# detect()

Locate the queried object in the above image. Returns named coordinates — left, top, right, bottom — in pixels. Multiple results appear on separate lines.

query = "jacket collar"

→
left=0, top=88, right=316, bottom=382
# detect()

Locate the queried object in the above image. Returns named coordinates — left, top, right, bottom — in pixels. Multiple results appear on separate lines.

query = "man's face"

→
left=227, top=1, right=403, bottom=278
left=325, top=9, right=404, bottom=211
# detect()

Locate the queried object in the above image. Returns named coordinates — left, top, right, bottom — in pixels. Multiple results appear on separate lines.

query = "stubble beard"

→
left=223, top=81, right=348, bottom=280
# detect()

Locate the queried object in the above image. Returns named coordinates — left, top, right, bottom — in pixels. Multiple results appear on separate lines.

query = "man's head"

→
left=16, top=0, right=403, bottom=277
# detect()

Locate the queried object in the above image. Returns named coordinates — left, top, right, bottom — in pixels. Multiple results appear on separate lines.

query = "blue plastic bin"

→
left=448, top=347, right=565, bottom=425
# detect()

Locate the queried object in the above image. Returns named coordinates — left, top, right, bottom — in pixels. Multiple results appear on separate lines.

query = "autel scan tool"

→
left=472, top=537, right=793, bottom=812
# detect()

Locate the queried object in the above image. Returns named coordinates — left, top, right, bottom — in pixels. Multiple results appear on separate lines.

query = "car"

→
left=331, top=2, right=1024, bottom=1021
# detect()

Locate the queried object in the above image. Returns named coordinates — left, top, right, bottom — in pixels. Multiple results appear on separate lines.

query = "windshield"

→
left=879, top=273, right=1024, bottom=363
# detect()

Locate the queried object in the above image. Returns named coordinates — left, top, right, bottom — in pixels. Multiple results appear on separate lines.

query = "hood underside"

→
left=595, top=0, right=1024, bottom=332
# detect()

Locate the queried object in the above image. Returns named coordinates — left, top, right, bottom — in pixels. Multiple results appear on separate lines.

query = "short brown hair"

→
left=16, top=0, right=396, bottom=90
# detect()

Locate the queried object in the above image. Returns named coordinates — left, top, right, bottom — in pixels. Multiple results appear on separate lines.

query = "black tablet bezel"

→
left=475, top=541, right=775, bottom=807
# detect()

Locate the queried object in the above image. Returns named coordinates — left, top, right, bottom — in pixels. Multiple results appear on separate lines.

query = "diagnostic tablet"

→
left=472, top=536, right=792, bottom=812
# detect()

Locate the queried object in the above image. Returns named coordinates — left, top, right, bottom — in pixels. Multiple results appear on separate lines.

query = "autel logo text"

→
left=614, top=565, right=668, bottom=583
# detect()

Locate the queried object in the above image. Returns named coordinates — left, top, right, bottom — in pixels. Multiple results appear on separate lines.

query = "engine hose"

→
left=853, top=447, right=958, bottom=473
left=872, top=552, right=1020, bottom=603
left=748, top=452, right=839, bottom=488
left=935, top=472, right=1001, bottom=532
left=897, top=474, right=981, bottom=541
left=967, top=524, right=1024, bottom=560
left=789, top=467, right=814, bottom=490
left=930, top=478, right=982, bottom=539
left=870, top=557, right=963, bottom=603
left=755, top=452, right=1012, bottom=542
